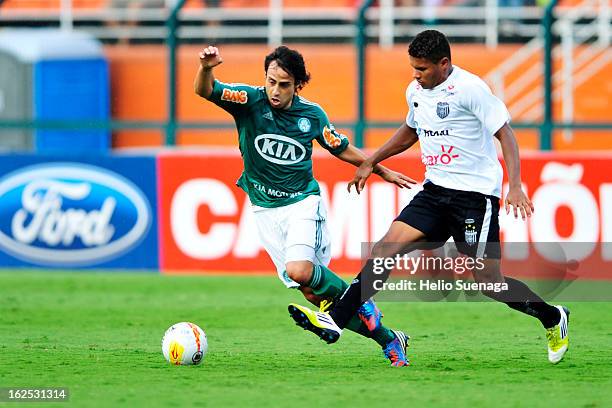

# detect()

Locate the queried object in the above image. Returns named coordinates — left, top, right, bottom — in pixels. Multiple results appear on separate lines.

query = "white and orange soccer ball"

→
left=161, top=322, right=208, bottom=366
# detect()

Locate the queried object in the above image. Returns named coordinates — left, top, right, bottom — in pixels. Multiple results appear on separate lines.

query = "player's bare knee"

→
left=473, top=262, right=504, bottom=284
left=370, top=243, right=386, bottom=259
left=370, top=241, right=398, bottom=259
left=285, top=262, right=313, bottom=285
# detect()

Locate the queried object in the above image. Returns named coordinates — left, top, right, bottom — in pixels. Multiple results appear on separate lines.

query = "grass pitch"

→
left=1, top=271, right=611, bottom=407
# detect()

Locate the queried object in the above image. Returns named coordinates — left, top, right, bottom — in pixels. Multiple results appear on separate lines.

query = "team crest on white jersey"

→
left=298, top=118, right=311, bottom=133
left=436, top=102, right=450, bottom=119
left=464, top=218, right=477, bottom=246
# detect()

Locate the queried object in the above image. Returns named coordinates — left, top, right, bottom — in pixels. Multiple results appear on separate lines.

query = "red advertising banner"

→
left=158, top=151, right=611, bottom=278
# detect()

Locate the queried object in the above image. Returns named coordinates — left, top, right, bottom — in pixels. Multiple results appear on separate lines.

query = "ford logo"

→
left=254, top=134, right=306, bottom=165
left=0, top=163, right=151, bottom=266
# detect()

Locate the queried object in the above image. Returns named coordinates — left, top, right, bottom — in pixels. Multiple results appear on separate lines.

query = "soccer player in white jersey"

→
left=195, top=45, right=417, bottom=365
left=288, top=30, right=570, bottom=365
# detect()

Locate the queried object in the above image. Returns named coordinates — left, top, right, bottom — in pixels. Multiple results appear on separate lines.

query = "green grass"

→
left=1, top=271, right=611, bottom=408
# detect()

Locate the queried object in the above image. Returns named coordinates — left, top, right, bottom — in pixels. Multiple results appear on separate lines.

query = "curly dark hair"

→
left=408, top=30, right=451, bottom=64
left=264, top=46, right=311, bottom=89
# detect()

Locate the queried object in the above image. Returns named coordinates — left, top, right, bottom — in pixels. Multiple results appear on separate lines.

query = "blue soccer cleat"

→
left=357, top=298, right=382, bottom=332
left=383, top=330, right=410, bottom=367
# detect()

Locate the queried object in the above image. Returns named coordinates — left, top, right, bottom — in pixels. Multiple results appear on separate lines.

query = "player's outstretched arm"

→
left=194, top=46, right=223, bottom=99
left=347, top=123, right=419, bottom=194
left=495, top=123, right=534, bottom=220
left=337, top=144, right=416, bottom=192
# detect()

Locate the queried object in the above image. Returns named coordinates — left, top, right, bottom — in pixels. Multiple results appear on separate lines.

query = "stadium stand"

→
left=0, top=0, right=599, bottom=45
left=0, top=0, right=609, bottom=150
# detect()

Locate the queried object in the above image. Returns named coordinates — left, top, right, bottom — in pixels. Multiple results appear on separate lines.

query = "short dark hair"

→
left=264, top=46, right=311, bottom=89
left=408, top=30, right=451, bottom=63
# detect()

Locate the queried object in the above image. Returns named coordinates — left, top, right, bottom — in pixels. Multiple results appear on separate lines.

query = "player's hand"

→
left=505, top=187, right=534, bottom=220
left=379, top=168, right=417, bottom=190
left=347, top=161, right=374, bottom=194
left=199, top=46, right=223, bottom=69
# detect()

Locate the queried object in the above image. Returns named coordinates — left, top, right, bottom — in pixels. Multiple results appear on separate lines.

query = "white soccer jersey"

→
left=405, top=65, right=510, bottom=197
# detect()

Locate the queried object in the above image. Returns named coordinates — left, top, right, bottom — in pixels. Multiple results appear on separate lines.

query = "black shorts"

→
left=395, top=182, right=501, bottom=259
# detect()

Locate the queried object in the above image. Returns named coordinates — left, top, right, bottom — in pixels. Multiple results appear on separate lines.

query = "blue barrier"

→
left=34, top=58, right=110, bottom=153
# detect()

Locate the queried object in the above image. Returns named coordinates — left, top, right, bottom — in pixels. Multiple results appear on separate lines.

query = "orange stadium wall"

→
left=105, top=44, right=612, bottom=151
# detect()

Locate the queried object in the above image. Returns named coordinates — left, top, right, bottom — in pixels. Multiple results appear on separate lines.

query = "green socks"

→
left=309, top=264, right=347, bottom=299
left=308, top=264, right=395, bottom=347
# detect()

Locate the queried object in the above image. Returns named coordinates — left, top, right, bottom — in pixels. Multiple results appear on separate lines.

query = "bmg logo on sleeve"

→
left=0, top=163, right=152, bottom=266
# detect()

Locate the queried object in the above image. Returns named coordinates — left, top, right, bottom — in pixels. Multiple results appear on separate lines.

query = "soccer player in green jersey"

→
left=195, top=45, right=416, bottom=366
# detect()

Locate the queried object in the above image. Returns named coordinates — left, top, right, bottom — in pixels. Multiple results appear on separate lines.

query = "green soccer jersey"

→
left=208, top=79, right=349, bottom=208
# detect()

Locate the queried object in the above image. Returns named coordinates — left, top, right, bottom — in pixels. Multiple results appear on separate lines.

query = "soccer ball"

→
left=161, top=322, right=208, bottom=365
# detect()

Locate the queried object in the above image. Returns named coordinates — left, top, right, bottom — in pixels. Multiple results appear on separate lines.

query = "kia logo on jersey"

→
left=0, top=163, right=151, bottom=266
left=436, top=102, right=450, bottom=119
left=254, top=134, right=306, bottom=165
